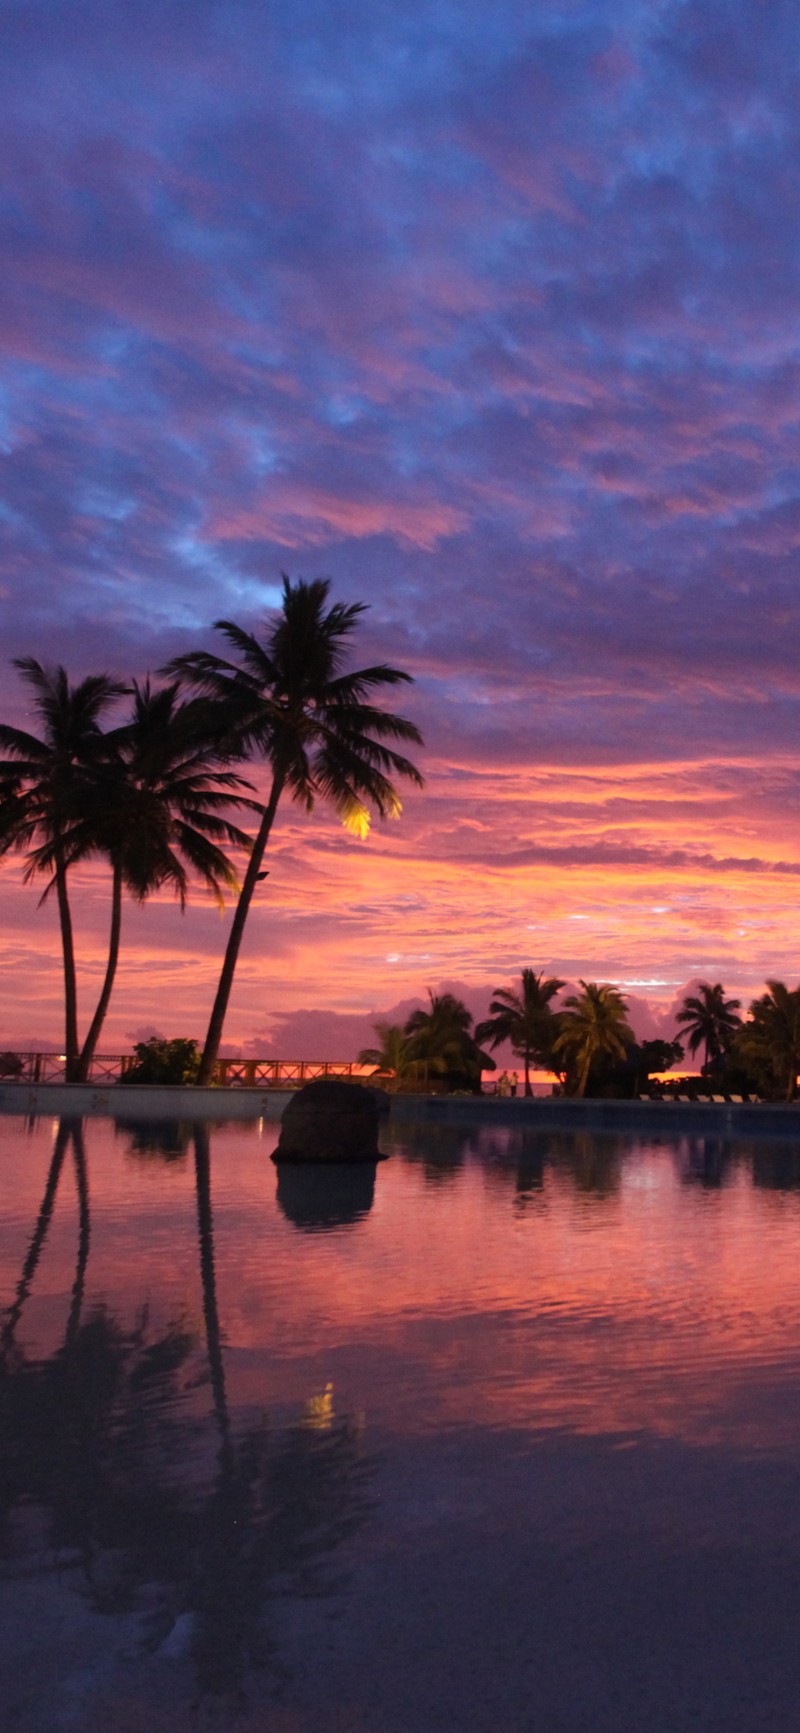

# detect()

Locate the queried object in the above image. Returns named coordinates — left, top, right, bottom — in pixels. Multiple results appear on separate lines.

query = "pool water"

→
left=3, top=1112, right=800, bottom=1731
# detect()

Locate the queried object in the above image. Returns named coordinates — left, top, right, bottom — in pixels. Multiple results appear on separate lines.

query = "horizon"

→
left=1, top=3, right=799, bottom=1051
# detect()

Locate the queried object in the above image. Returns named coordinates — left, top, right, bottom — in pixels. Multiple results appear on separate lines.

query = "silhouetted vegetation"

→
left=124, top=1037, right=202, bottom=1085
left=166, top=576, right=424, bottom=1081
left=0, top=578, right=423, bottom=1084
left=1, top=633, right=799, bottom=1107
left=476, top=969, right=564, bottom=1095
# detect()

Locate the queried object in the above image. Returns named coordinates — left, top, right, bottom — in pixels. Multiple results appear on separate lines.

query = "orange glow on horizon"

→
left=1, top=748, right=799, bottom=1052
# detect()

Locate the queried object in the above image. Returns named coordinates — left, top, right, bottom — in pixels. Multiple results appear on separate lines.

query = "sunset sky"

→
left=2, top=0, right=800, bottom=1056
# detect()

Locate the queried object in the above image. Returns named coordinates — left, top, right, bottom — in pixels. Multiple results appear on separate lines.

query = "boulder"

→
left=273, top=1078, right=384, bottom=1163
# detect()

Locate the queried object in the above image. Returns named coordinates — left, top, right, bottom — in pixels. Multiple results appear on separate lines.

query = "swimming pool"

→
left=2, top=1110, right=800, bottom=1731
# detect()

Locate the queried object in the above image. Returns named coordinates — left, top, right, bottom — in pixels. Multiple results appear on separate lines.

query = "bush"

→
left=124, top=1038, right=201, bottom=1085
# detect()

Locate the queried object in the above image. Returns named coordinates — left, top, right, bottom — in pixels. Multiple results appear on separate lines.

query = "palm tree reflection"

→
left=1, top=1116, right=73, bottom=1359
left=0, top=1115, right=375, bottom=1719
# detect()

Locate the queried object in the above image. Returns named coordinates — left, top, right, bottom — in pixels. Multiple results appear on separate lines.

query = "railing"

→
left=0, top=1053, right=371, bottom=1087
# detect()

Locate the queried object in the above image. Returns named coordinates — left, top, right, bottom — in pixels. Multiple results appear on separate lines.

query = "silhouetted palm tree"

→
left=476, top=968, right=565, bottom=1096
left=167, top=577, right=424, bottom=1083
left=404, top=990, right=493, bottom=1091
left=676, top=981, right=741, bottom=1073
left=736, top=980, right=800, bottom=1101
left=74, top=681, right=254, bottom=1079
left=0, top=661, right=126, bottom=1077
left=553, top=981, right=633, bottom=1097
left=358, top=1020, right=417, bottom=1087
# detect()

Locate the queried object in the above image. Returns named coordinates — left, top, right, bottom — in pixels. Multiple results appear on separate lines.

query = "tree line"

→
left=359, top=975, right=800, bottom=1102
left=0, top=577, right=424, bottom=1082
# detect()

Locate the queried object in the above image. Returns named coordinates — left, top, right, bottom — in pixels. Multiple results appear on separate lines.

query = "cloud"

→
left=1, top=0, right=800, bottom=1047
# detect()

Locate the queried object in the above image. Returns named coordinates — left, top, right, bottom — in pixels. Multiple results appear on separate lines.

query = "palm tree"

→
left=736, top=980, right=800, bottom=1101
left=358, top=1020, right=417, bottom=1088
left=73, top=681, right=255, bottom=1080
left=553, top=981, right=634, bottom=1098
left=675, top=982, right=742, bottom=1073
left=404, top=990, right=493, bottom=1092
left=167, top=577, right=424, bottom=1084
left=476, top=968, right=565, bottom=1096
left=0, top=660, right=126, bottom=1078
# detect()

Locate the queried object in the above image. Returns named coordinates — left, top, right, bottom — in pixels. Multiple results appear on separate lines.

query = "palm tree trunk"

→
left=197, top=765, right=286, bottom=1085
left=577, top=1051, right=592, bottom=1097
left=75, top=863, right=123, bottom=1082
left=54, top=846, right=79, bottom=1081
left=524, top=1044, right=532, bottom=1096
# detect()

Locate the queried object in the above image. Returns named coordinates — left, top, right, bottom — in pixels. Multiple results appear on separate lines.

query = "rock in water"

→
left=274, top=1078, right=383, bottom=1163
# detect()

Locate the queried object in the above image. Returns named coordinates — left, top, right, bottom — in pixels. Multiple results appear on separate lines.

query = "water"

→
left=3, top=1112, right=800, bottom=1730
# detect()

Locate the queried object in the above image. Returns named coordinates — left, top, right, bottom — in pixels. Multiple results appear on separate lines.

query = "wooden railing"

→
left=0, top=1053, right=370, bottom=1087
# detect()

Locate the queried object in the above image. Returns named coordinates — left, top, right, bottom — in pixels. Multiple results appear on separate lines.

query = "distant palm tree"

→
left=476, top=968, right=565, bottom=1096
left=553, top=981, right=633, bottom=1098
left=74, top=681, right=254, bottom=1080
left=404, top=990, right=493, bottom=1092
left=167, top=577, right=424, bottom=1084
left=358, top=1021, right=417, bottom=1087
left=736, top=980, right=800, bottom=1101
left=675, top=982, right=741, bottom=1073
left=0, top=660, right=126, bottom=1078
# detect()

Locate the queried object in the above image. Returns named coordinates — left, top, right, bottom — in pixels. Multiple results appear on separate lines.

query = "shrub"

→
left=124, top=1037, right=201, bottom=1085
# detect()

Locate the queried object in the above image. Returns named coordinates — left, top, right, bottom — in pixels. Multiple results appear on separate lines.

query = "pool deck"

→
left=1, top=1081, right=799, bottom=1138
left=389, top=1091, right=800, bottom=1138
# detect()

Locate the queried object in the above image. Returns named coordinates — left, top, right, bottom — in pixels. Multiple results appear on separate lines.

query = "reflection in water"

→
left=116, top=1117, right=195, bottom=1163
left=7, top=1113, right=800, bottom=1724
left=276, top=1160, right=379, bottom=1231
left=2, top=1116, right=72, bottom=1357
left=547, top=1129, right=623, bottom=1197
left=396, top=1118, right=476, bottom=1184
left=0, top=1116, right=374, bottom=1722
left=679, top=1136, right=737, bottom=1190
left=469, top=1128, right=546, bottom=1207
left=752, top=1144, right=800, bottom=1190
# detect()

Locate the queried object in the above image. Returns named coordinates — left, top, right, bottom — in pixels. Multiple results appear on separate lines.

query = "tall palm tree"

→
left=167, top=577, right=424, bottom=1084
left=553, top=981, right=633, bottom=1098
left=476, top=968, right=565, bottom=1096
left=0, top=660, right=126, bottom=1078
left=73, top=681, right=255, bottom=1080
left=736, top=980, right=800, bottom=1101
left=404, top=990, right=493, bottom=1092
left=675, top=982, right=741, bottom=1073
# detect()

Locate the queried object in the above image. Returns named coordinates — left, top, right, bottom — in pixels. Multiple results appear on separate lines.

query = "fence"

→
left=0, top=1053, right=370, bottom=1087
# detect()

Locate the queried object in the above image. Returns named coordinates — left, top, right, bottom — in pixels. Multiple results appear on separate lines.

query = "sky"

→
left=1, top=0, right=800, bottom=1057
